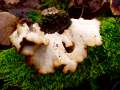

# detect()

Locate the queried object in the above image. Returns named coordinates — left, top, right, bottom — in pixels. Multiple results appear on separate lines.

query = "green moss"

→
left=0, top=17, right=120, bottom=90
left=27, top=11, right=44, bottom=23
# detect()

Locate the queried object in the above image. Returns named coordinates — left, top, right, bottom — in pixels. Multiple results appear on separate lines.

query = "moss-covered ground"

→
left=0, top=17, right=120, bottom=90
left=0, top=0, right=120, bottom=89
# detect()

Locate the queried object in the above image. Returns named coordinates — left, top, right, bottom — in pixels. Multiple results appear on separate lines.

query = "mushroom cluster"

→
left=9, top=18, right=102, bottom=74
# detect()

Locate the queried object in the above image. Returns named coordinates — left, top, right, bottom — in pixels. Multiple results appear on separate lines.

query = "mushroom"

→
left=9, top=18, right=102, bottom=74
left=10, top=23, right=77, bottom=74
left=29, top=32, right=77, bottom=74
left=9, top=23, right=48, bottom=51
left=66, top=18, right=102, bottom=63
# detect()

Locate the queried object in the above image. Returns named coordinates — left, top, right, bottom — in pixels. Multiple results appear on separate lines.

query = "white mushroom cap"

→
left=9, top=23, right=29, bottom=51
left=10, top=23, right=48, bottom=52
left=65, top=18, right=102, bottom=63
left=69, top=18, right=102, bottom=47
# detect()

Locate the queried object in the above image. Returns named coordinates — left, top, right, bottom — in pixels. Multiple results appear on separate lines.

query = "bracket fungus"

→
left=10, top=17, right=102, bottom=74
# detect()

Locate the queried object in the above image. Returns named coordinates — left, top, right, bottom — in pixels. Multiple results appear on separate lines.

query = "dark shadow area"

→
left=0, top=45, right=11, bottom=51
left=63, top=74, right=120, bottom=90
left=6, top=86, right=21, bottom=90
left=63, top=79, right=91, bottom=90
left=0, top=79, right=4, bottom=89
left=68, top=2, right=113, bottom=19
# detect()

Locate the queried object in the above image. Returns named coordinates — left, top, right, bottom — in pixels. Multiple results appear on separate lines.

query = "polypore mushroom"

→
left=69, top=18, right=102, bottom=47
left=10, top=23, right=77, bottom=74
left=65, top=18, right=102, bottom=63
left=29, top=32, right=77, bottom=74
left=9, top=17, right=102, bottom=74
left=9, top=23, right=48, bottom=51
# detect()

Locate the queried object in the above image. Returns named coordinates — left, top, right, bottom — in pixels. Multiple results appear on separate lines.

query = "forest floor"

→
left=0, top=0, right=120, bottom=90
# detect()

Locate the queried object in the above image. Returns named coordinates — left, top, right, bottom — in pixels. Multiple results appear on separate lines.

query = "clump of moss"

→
left=27, top=11, right=43, bottom=23
left=0, top=17, right=120, bottom=90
